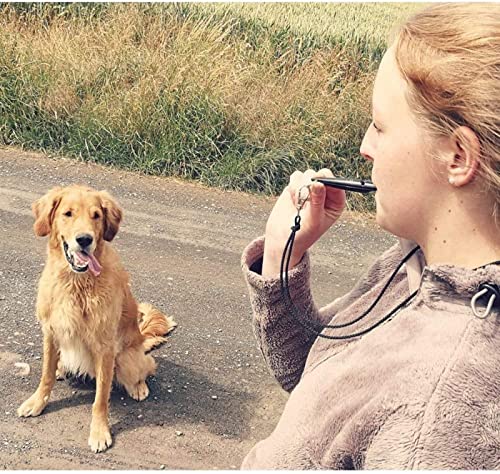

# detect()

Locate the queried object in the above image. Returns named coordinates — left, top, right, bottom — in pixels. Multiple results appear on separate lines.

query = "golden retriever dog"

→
left=17, top=185, right=176, bottom=452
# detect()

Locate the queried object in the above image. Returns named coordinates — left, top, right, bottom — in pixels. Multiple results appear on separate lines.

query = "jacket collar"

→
left=399, top=238, right=500, bottom=315
left=399, top=238, right=425, bottom=294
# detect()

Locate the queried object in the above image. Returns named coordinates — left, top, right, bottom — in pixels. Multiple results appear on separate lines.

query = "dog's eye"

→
left=93, top=212, right=101, bottom=220
left=64, top=210, right=72, bottom=217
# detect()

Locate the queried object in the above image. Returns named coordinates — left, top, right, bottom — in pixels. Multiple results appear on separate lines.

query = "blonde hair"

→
left=392, top=3, right=500, bottom=218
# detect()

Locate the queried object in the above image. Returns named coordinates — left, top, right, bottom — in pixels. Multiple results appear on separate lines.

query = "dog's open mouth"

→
left=63, top=240, right=102, bottom=276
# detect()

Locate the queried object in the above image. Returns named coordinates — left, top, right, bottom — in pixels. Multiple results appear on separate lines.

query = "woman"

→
left=241, top=3, right=500, bottom=469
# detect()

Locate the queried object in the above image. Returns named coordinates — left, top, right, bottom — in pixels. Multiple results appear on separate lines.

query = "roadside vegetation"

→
left=0, top=3, right=423, bottom=210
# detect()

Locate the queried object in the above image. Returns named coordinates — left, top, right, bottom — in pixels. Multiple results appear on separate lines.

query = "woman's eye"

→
left=372, top=121, right=382, bottom=133
left=64, top=210, right=72, bottom=217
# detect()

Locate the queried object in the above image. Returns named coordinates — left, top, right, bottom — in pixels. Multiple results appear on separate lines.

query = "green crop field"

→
left=0, top=3, right=425, bottom=210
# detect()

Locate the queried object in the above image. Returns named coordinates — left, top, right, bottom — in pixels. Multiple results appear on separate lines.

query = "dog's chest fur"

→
left=44, top=271, right=123, bottom=377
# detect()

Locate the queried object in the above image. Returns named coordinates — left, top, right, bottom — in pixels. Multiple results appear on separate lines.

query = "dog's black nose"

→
left=76, top=234, right=93, bottom=249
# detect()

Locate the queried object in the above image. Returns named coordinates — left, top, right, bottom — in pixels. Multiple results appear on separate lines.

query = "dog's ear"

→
left=32, top=187, right=63, bottom=237
left=99, top=191, right=123, bottom=242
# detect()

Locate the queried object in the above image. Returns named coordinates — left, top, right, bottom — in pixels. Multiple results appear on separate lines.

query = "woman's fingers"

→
left=314, top=168, right=345, bottom=215
left=288, top=169, right=319, bottom=208
left=288, top=171, right=304, bottom=207
left=325, top=188, right=346, bottom=213
left=309, top=181, right=325, bottom=205
left=289, top=169, right=317, bottom=189
left=308, top=169, right=331, bottom=210
left=308, top=182, right=327, bottom=224
left=315, top=168, right=334, bottom=179
left=286, top=168, right=344, bottom=222
left=303, top=169, right=317, bottom=180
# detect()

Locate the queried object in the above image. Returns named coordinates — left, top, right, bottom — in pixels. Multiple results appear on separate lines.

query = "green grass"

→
left=0, top=2, right=425, bottom=211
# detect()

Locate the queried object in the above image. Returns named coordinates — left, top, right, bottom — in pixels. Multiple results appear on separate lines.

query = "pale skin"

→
left=263, top=45, right=500, bottom=277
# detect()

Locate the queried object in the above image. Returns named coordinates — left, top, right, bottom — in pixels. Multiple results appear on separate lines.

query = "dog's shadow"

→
left=44, top=359, right=255, bottom=440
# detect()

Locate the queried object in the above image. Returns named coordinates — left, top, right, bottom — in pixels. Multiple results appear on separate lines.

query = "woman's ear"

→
left=32, top=187, right=63, bottom=237
left=447, top=126, right=480, bottom=187
left=99, top=191, right=123, bottom=242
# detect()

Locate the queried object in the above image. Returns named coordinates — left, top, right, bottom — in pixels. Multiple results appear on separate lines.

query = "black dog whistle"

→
left=311, top=177, right=377, bottom=194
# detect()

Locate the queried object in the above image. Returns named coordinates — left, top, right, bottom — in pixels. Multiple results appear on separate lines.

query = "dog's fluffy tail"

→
left=138, top=303, right=177, bottom=353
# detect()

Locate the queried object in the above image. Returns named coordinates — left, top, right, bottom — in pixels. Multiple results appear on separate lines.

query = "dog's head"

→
left=32, top=185, right=122, bottom=276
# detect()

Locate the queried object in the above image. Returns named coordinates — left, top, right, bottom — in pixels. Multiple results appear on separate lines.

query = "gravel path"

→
left=0, top=147, right=395, bottom=469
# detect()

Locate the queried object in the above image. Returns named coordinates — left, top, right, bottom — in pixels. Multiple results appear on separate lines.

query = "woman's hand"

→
left=262, top=168, right=346, bottom=277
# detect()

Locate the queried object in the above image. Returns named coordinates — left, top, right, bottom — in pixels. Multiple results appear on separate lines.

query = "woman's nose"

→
left=360, top=129, right=374, bottom=162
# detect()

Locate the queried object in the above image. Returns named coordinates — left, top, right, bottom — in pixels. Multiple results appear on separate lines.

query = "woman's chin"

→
left=375, top=208, right=396, bottom=234
left=374, top=197, right=397, bottom=233
left=374, top=198, right=385, bottom=229
left=376, top=211, right=415, bottom=241
left=375, top=212, right=386, bottom=230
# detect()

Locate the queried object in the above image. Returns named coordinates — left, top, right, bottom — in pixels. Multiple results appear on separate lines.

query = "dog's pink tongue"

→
left=76, top=252, right=102, bottom=276
left=87, top=254, right=102, bottom=276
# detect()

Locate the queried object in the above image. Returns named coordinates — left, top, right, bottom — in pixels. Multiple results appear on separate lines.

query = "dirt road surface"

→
left=0, top=148, right=395, bottom=469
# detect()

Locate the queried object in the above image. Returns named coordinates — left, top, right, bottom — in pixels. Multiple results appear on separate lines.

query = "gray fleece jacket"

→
left=241, top=236, right=500, bottom=469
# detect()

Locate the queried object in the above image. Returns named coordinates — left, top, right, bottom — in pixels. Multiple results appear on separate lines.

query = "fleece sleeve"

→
left=241, top=236, right=404, bottom=392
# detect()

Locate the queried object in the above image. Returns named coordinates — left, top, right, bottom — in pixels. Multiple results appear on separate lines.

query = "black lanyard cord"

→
left=280, top=217, right=325, bottom=334
left=323, top=243, right=420, bottom=330
left=279, top=211, right=420, bottom=340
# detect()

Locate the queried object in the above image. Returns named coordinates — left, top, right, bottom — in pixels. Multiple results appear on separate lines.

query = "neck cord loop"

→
left=279, top=195, right=420, bottom=340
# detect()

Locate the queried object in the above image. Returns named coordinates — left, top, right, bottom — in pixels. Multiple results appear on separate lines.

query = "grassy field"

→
left=0, top=3, right=424, bottom=210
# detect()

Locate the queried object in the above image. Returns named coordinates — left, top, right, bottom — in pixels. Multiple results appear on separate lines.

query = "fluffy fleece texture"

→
left=241, top=237, right=500, bottom=469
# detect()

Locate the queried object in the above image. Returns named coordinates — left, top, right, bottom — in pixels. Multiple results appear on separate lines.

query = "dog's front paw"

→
left=17, top=392, right=49, bottom=417
left=127, top=380, right=149, bottom=401
left=88, top=423, right=113, bottom=453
